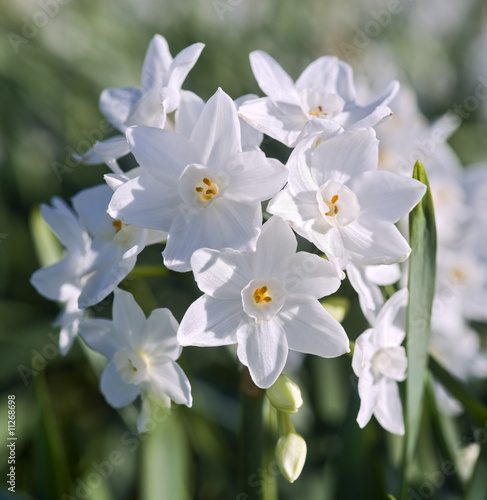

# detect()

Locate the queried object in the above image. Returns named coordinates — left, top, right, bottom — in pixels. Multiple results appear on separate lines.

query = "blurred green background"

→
left=1, top=0, right=487, bottom=498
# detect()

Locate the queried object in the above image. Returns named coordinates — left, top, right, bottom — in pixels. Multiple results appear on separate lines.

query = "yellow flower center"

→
left=325, top=194, right=339, bottom=216
left=309, top=105, right=325, bottom=117
left=195, top=177, right=219, bottom=203
left=253, top=285, right=272, bottom=304
left=112, top=219, right=123, bottom=233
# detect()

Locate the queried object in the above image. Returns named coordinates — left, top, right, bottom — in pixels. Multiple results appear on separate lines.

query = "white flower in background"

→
left=79, top=288, right=192, bottom=432
left=238, top=50, right=398, bottom=148
left=72, top=184, right=167, bottom=309
left=435, top=245, right=487, bottom=323
left=268, top=128, right=426, bottom=273
left=352, top=288, right=408, bottom=435
left=178, top=216, right=349, bottom=389
left=76, top=35, right=204, bottom=170
left=108, top=88, right=288, bottom=272
left=346, top=263, right=401, bottom=324
left=429, top=305, right=487, bottom=415
left=30, top=198, right=96, bottom=355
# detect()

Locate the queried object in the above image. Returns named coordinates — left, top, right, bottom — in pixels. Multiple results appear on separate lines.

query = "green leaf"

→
left=401, top=161, right=437, bottom=498
left=465, top=441, right=487, bottom=500
left=428, top=356, right=487, bottom=428
left=140, top=408, right=191, bottom=500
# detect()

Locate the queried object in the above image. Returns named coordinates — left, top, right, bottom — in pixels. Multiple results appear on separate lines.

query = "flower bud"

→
left=266, top=374, right=303, bottom=413
left=275, top=432, right=307, bottom=483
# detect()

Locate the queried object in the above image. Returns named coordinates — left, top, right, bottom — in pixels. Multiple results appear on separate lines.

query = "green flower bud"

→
left=275, top=432, right=307, bottom=483
left=266, top=374, right=303, bottom=413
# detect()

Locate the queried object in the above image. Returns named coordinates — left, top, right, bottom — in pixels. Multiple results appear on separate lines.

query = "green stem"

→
left=239, top=366, right=265, bottom=500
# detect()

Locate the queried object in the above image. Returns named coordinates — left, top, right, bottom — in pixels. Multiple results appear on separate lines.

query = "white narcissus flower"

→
left=79, top=288, right=192, bottom=432
left=352, top=288, right=408, bottom=435
left=178, top=216, right=350, bottom=389
left=268, top=128, right=426, bottom=273
left=76, top=35, right=204, bottom=170
left=72, top=184, right=167, bottom=309
left=108, top=88, right=288, bottom=272
left=30, top=198, right=97, bottom=355
left=238, top=50, right=398, bottom=148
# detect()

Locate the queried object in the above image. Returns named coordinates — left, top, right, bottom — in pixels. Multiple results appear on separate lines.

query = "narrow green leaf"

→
left=140, top=409, right=191, bottom=500
left=33, top=371, right=71, bottom=499
left=428, top=356, right=487, bottom=428
left=401, top=161, right=437, bottom=497
left=465, top=441, right=487, bottom=500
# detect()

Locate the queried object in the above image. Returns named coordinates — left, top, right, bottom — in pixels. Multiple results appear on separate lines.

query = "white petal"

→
left=249, top=50, right=300, bottom=104
left=224, top=151, right=288, bottom=202
left=267, top=188, right=321, bottom=240
left=167, top=43, right=205, bottom=98
left=56, top=299, right=84, bottom=356
left=238, top=97, right=306, bottom=148
left=108, top=175, right=180, bottom=231
left=93, top=135, right=130, bottom=163
left=31, top=259, right=78, bottom=302
left=295, top=57, right=356, bottom=104
left=79, top=319, right=122, bottom=359
left=346, top=263, right=384, bottom=325
left=99, top=87, right=142, bottom=132
left=351, top=329, right=374, bottom=377
left=374, top=378, right=405, bottom=435
left=344, top=81, right=399, bottom=129
left=235, top=93, right=264, bottom=150
left=78, top=253, right=137, bottom=309
left=237, top=318, right=289, bottom=389
left=178, top=295, right=243, bottom=346
left=375, top=288, right=408, bottom=346
left=72, top=184, right=114, bottom=239
left=141, top=34, right=172, bottom=91
left=144, top=308, right=181, bottom=360
left=146, top=360, right=192, bottom=406
left=125, top=86, right=165, bottom=128
left=190, top=88, right=241, bottom=169
left=310, top=128, right=379, bottom=186
left=356, top=369, right=377, bottom=428
left=251, top=216, right=297, bottom=279
left=100, top=361, right=139, bottom=408
left=279, top=300, right=349, bottom=358
left=190, top=248, right=252, bottom=299
left=351, top=171, right=426, bottom=224
left=286, top=252, right=341, bottom=298
left=339, top=221, right=411, bottom=266
left=40, top=198, right=86, bottom=252
left=112, top=288, right=147, bottom=347
left=126, top=126, right=201, bottom=184
left=365, top=264, right=401, bottom=286
left=175, top=90, right=204, bottom=138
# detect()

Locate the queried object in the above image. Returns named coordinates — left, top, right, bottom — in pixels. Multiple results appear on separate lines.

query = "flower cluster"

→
left=36, top=33, right=475, bottom=444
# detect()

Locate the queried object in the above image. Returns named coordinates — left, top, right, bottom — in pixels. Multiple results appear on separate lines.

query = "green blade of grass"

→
left=401, top=161, right=437, bottom=499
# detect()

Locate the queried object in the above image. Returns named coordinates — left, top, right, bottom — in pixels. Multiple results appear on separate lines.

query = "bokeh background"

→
left=1, top=0, right=487, bottom=499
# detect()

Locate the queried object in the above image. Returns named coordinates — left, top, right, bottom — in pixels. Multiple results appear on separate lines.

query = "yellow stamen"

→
left=112, top=220, right=122, bottom=233
left=331, top=195, right=339, bottom=204
left=203, top=178, right=211, bottom=186
left=253, top=286, right=272, bottom=304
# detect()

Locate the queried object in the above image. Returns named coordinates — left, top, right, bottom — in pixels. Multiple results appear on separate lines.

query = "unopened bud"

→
left=275, top=432, right=307, bottom=483
left=266, top=374, right=303, bottom=413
